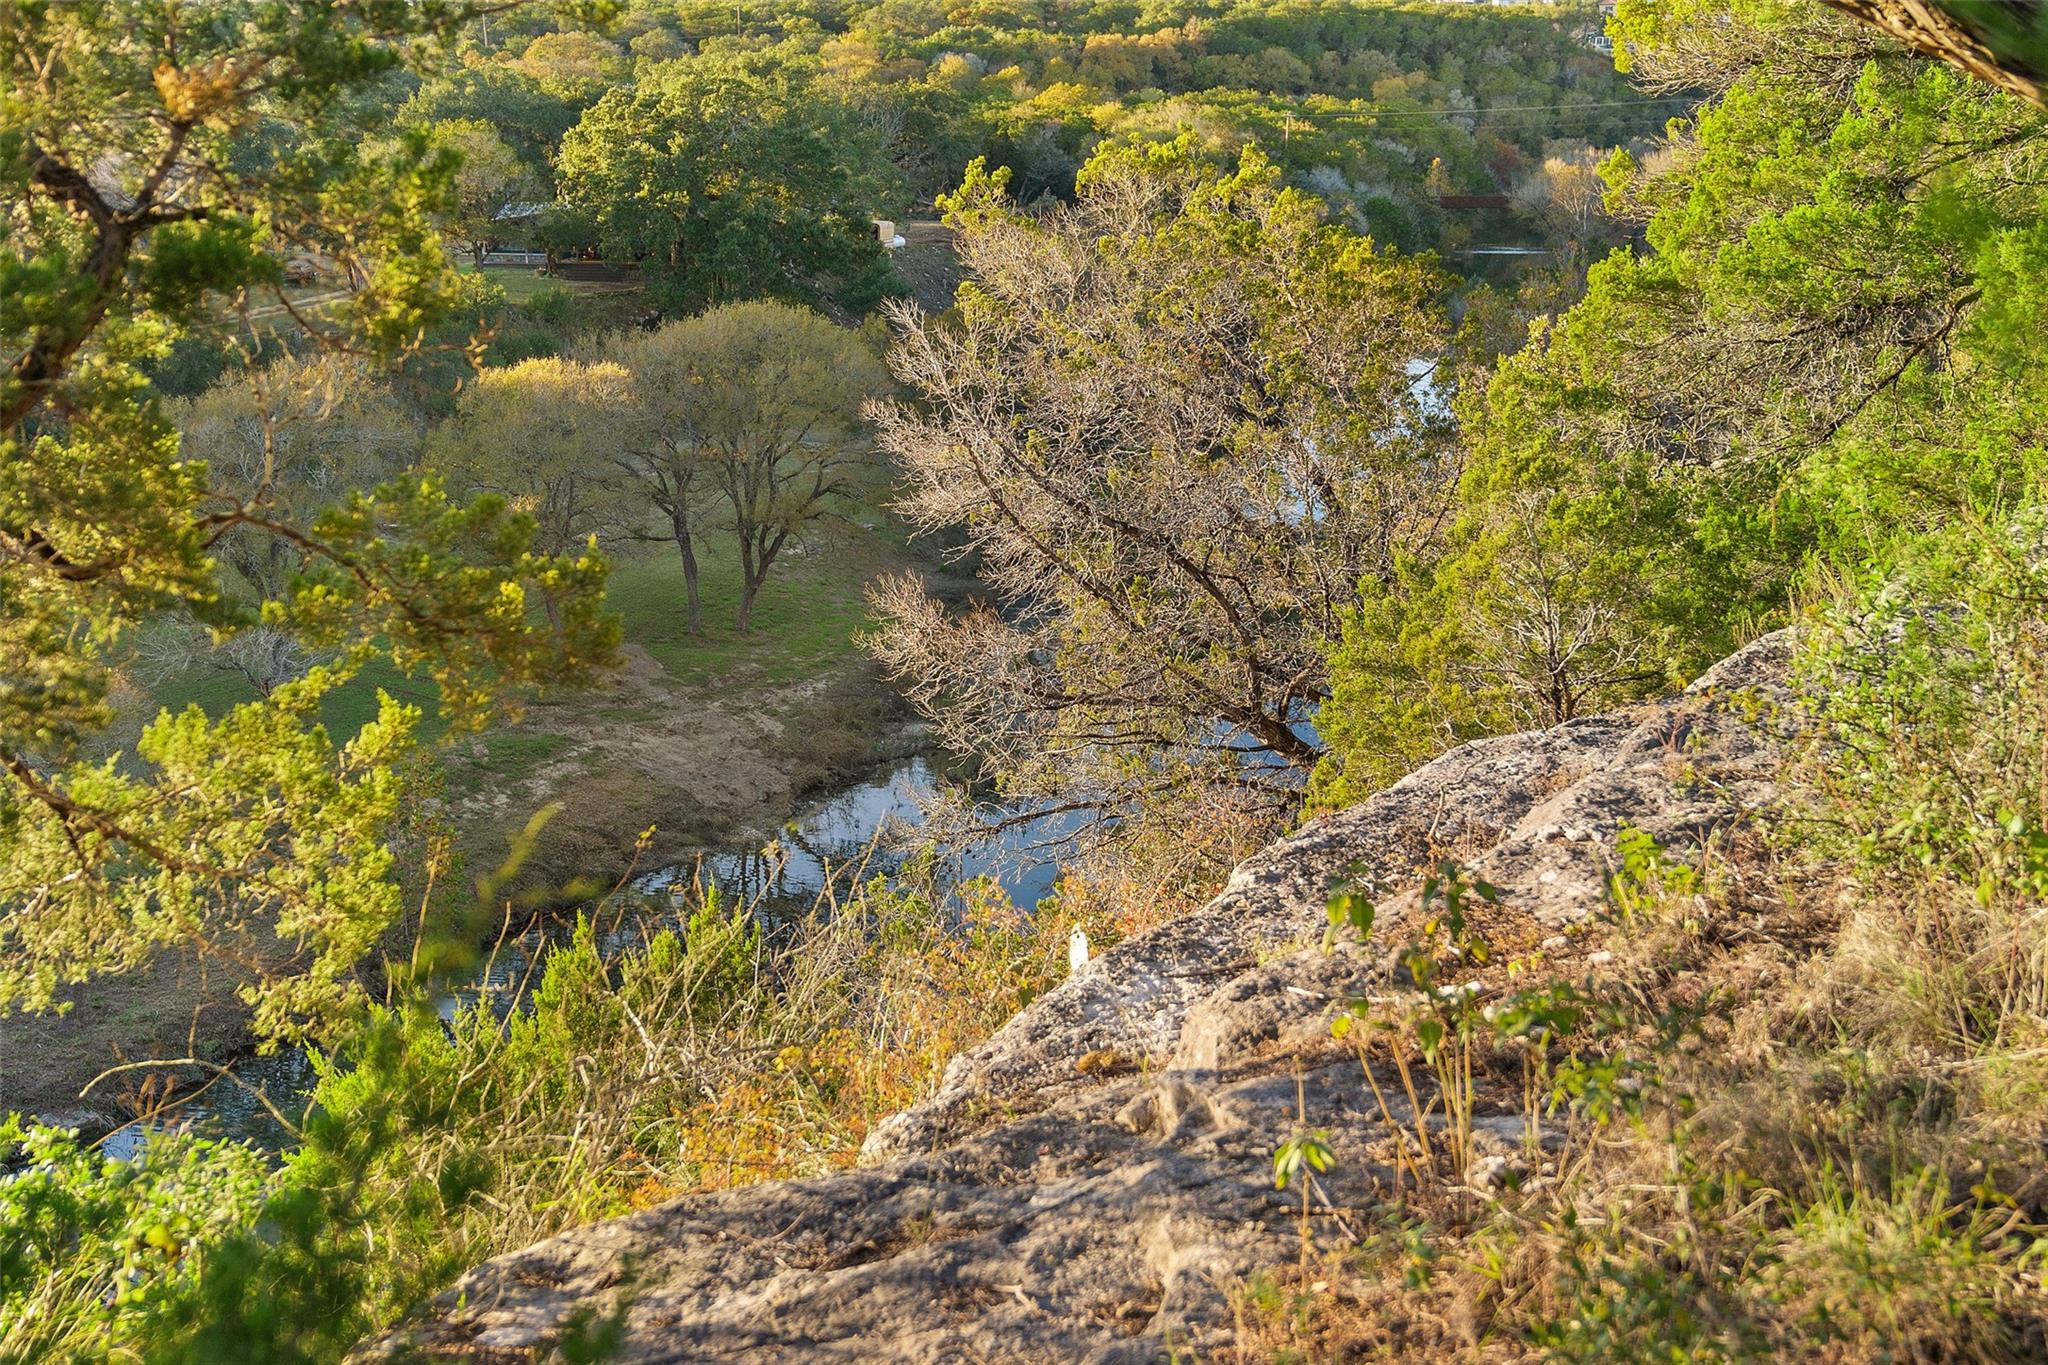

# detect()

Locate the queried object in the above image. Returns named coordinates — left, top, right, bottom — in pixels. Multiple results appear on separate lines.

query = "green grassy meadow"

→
left=611, top=530, right=885, bottom=687
left=136, top=516, right=900, bottom=774
left=457, top=261, right=638, bottom=304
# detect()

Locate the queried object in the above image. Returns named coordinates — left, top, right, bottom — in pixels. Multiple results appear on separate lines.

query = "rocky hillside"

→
left=369, top=631, right=1794, bottom=1362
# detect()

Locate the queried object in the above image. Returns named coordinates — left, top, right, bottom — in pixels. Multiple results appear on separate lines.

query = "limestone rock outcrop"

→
left=371, top=630, right=1794, bottom=1363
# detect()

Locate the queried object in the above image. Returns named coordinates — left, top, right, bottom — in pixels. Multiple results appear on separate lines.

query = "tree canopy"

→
left=427, top=117, right=536, bottom=261
left=608, top=301, right=888, bottom=632
left=1313, top=0, right=2048, bottom=802
left=428, top=355, right=633, bottom=561
left=557, top=53, right=901, bottom=310
left=396, top=61, right=579, bottom=187
left=0, top=0, right=617, bottom=1039
left=869, top=138, right=1450, bottom=831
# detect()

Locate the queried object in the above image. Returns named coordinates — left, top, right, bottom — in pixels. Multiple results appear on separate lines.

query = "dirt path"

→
left=890, top=219, right=967, bottom=315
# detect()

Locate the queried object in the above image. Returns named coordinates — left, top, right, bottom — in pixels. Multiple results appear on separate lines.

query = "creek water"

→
left=97, top=753, right=1071, bottom=1160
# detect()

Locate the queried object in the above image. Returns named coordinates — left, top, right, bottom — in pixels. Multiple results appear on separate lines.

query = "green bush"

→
left=523, top=285, right=576, bottom=328
left=0, top=1119, right=270, bottom=1363
left=1798, top=509, right=2048, bottom=1050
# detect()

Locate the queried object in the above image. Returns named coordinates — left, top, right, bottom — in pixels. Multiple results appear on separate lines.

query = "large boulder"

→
left=369, top=630, right=1795, bottom=1362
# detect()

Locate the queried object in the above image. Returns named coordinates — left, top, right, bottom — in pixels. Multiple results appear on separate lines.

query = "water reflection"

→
left=638, top=756, right=1069, bottom=911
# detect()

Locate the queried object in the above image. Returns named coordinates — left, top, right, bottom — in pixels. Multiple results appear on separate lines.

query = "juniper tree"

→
left=0, top=0, right=619, bottom=1043
left=1313, top=0, right=2048, bottom=804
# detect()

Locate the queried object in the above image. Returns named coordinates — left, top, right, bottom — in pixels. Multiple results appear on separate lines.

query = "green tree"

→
left=528, top=200, right=600, bottom=273
left=0, top=0, right=617, bottom=1043
left=610, top=302, right=887, bottom=632
left=556, top=53, right=902, bottom=311
left=428, top=355, right=633, bottom=563
left=604, top=327, right=713, bottom=632
left=426, top=116, right=535, bottom=263
left=1314, top=0, right=2048, bottom=805
left=395, top=62, right=576, bottom=186
left=514, top=27, right=625, bottom=103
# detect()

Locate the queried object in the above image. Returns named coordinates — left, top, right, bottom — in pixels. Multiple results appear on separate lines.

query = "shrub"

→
left=15, top=849, right=1107, bottom=1357
left=523, top=285, right=575, bottom=328
left=0, top=1120, right=270, bottom=1362
left=1795, top=512, right=2048, bottom=1055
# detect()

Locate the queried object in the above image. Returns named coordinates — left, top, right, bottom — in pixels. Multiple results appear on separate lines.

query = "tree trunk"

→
left=735, top=555, right=758, bottom=632
left=1819, top=0, right=2046, bottom=106
left=735, top=535, right=760, bottom=632
left=673, top=507, right=702, bottom=634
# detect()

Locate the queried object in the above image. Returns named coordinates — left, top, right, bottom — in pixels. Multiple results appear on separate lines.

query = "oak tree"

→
left=611, top=302, right=885, bottom=632
left=428, top=355, right=632, bottom=562
left=427, top=117, right=535, bottom=264
left=556, top=53, right=901, bottom=311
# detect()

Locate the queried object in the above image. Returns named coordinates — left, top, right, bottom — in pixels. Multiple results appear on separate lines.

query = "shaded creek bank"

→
left=88, top=752, right=1073, bottom=1158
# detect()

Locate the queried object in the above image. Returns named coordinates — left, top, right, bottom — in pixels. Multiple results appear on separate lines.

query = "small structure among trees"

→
left=553, top=56, right=901, bottom=312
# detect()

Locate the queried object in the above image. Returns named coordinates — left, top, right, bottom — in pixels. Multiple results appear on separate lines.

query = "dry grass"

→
left=284, top=837, right=1123, bottom=1326
left=1224, top=747, right=2048, bottom=1361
